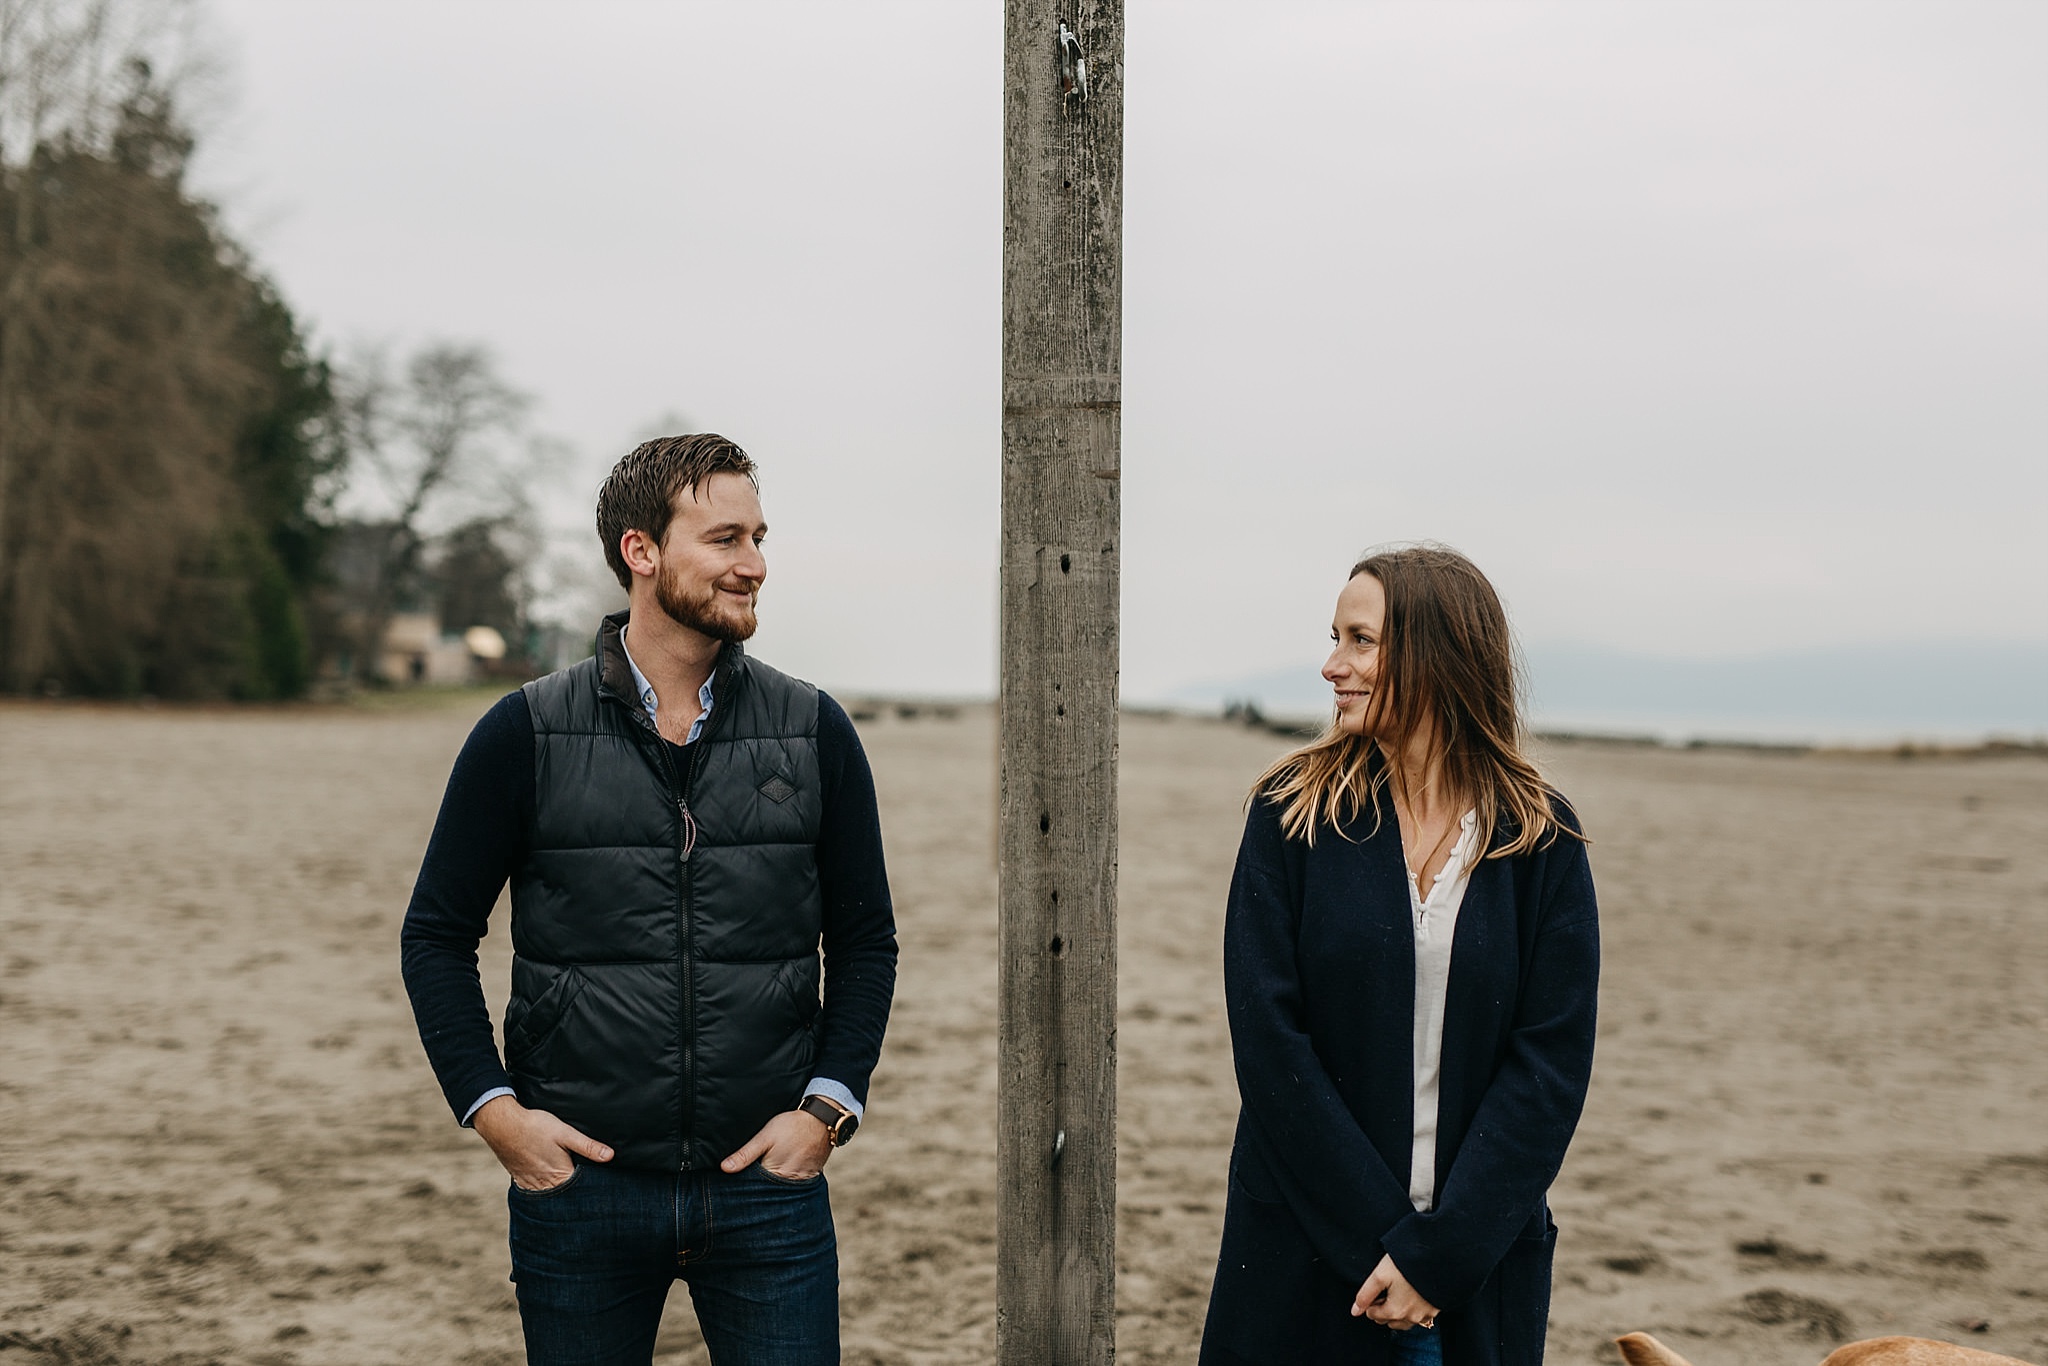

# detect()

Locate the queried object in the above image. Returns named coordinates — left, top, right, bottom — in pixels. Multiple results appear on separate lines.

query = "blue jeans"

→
left=507, top=1160, right=838, bottom=1366
left=1390, top=1322, right=1442, bottom=1365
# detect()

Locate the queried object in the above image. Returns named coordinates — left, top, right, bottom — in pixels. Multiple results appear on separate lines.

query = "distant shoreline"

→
left=7, top=689, right=2045, bottom=761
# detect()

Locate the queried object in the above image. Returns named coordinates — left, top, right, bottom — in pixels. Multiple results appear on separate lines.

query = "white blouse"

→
left=1408, top=809, right=1480, bottom=1213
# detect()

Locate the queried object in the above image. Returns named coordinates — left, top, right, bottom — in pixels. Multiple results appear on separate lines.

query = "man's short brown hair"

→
left=595, top=434, right=759, bottom=588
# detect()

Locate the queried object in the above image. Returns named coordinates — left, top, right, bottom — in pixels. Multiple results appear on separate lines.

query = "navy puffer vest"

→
left=507, top=613, right=823, bottom=1171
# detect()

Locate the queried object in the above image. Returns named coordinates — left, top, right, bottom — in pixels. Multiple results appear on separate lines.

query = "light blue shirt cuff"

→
left=461, top=1086, right=517, bottom=1127
left=803, top=1077, right=863, bottom=1123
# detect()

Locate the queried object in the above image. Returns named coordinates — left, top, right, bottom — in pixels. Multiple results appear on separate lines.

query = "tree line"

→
left=0, top=0, right=552, bottom=699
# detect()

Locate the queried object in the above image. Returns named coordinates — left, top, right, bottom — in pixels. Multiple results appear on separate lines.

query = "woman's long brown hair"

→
left=1256, top=544, right=1582, bottom=856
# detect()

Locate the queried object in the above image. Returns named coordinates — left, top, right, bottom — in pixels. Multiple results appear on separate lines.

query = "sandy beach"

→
left=2, top=694, right=2043, bottom=1365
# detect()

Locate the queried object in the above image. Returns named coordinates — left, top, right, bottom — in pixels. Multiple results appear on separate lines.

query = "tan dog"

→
left=1616, top=1330, right=2038, bottom=1366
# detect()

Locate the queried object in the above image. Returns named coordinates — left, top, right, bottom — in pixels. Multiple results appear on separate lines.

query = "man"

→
left=401, top=434, right=898, bottom=1364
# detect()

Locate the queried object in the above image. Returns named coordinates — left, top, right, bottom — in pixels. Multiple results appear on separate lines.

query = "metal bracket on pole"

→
left=1058, top=22, right=1089, bottom=103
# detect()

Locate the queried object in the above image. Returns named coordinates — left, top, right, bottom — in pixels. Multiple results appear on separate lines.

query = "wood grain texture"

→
left=997, top=3, right=1124, bottom=1364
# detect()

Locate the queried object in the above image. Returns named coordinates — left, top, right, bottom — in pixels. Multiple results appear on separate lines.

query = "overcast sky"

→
left=195, top=0, right=2048, bottom=702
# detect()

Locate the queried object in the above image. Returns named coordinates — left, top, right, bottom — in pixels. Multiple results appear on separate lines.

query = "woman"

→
left=1199, top=545, right=1599, bottom=1366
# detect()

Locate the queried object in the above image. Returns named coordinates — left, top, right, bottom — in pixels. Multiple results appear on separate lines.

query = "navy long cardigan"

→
left=1199, top=782, right=1599, bottom=1366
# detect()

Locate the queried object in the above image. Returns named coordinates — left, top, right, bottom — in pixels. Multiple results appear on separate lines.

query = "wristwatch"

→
left=799, top=1094, right=860, bottom=1147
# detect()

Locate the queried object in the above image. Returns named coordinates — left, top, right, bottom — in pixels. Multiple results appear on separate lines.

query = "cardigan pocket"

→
left=1209, top=1154, right=1332, bottom=1363
left=1226, top=1145, right=1286, bottom=1205
left=1490, top=1208, right=1557, bottom=1366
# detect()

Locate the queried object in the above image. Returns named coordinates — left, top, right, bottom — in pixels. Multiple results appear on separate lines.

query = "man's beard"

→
left=656, top=567, right=758, bottom=643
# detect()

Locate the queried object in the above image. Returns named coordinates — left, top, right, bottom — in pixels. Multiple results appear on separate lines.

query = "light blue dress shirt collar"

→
left=619, top=625, right=716, bottom=745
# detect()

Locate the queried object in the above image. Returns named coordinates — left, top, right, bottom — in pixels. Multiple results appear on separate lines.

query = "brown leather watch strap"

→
left=799, top=1094, right=858, bottom=1146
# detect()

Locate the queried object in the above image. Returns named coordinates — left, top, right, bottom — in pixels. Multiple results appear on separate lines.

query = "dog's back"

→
left=1616, top=1331, right=2036, bottom=1366
left=1822, top=1339, right=2036, bottom=1366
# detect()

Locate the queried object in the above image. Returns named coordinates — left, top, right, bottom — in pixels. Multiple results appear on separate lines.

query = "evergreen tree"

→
left=0, top=37, right=338, bottom=698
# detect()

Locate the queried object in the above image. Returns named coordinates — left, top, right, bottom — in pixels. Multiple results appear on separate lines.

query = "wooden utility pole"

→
left=997, top=4, right=1123, bottom=1364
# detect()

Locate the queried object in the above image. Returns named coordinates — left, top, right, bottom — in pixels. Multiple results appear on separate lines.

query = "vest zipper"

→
left=650, top=736, right=696, bottom=1172
left=679, top=706, right=719, bottom=1170
left=608, top=645, right=733, bottom=1174
left=674, top=789, right=696, bottom=1174
left=655, top=662, right=726, bottom=1174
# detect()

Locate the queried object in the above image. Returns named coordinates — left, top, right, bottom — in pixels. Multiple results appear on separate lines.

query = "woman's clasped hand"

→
left=1352, top=1253, right=1440, bottom=1330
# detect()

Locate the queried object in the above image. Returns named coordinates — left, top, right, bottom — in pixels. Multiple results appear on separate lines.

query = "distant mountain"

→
left=1162, top=640, right=2048, bottom=744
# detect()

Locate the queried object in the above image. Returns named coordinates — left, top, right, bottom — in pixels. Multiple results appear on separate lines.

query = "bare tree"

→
left=0, top=0, right=214, bottom=158
left=335, top=342, right=530, bottom=684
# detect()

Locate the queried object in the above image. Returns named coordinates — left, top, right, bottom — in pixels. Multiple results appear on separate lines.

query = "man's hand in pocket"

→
left=472, top=1095, right=613, bottom=1191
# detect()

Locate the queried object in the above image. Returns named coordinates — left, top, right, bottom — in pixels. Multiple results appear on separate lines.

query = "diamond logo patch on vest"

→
left=758, top=774, right=797, bottom=804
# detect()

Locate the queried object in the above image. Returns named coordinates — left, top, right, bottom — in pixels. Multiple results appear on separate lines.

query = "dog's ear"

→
left=1615, top=1333, right=1697, bottom=1366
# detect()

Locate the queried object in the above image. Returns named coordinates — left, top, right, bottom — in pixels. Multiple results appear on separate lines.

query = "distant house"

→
left=316, top=518, right=526, bottom=688
left=380, top=612, right=498, bottom=686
